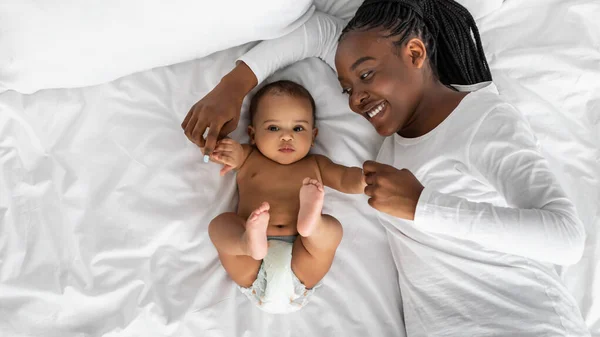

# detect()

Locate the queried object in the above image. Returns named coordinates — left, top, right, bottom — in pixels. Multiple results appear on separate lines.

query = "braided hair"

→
left=340, top=0, right=491, bottom=85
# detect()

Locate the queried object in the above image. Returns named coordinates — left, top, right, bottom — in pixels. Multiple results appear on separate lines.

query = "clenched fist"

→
left=362, top=160, right=424, bottom=220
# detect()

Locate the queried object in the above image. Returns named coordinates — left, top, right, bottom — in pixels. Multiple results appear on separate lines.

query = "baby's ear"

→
left=247, top=125, right=256, bottom=144
left=312, top=127, right=319, bottom=145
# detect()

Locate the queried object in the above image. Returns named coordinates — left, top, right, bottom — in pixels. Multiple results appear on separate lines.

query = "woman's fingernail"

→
left=203, top=155, right=209, bottom=163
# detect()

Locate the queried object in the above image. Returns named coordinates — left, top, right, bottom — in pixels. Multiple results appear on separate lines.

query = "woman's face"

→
left=335, top=28, right=427, bottom=136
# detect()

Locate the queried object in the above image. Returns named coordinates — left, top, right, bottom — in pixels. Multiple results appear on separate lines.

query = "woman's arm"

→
left=414, top=105, right=586, bottom=266
left=182, top=11, right=345, bottom=156
left=237, top=11, right=345, bottom=84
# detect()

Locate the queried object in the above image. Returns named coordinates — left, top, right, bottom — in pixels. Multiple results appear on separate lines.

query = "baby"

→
left=208, top=80, right=365, bottom=313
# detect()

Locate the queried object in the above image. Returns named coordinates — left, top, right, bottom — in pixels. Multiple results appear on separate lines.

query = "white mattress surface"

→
left=1, top=0, right=599, bottom=336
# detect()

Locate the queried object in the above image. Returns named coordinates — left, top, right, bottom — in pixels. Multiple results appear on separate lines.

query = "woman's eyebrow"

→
left=350, top=56, right=376, bottom=71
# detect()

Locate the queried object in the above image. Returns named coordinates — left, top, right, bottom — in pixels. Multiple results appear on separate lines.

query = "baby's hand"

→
left=361, top=169, right=368, bottom=189
left=210, top=138, right=245, bottom=176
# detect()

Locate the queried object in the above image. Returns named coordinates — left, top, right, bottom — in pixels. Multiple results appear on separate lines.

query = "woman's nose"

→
left=351, top=90, right=369, bottom=111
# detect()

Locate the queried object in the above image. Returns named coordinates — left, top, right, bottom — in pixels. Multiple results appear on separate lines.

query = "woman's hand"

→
left=362, top=160, right=425, bottom=220
left=181, top=62, right=257, bottom=157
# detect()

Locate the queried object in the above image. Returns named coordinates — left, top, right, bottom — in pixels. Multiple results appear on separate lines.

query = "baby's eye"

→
left=293, top=126, right=305, bottom=132
left=268, top=126, right=279, bottom=131
left=360, top=71, right=373, bottom=80
left=341, top=87, right=352, bottom=95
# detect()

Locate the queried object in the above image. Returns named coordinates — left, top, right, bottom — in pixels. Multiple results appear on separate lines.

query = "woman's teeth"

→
left=367, top=102, right=385, bottom=118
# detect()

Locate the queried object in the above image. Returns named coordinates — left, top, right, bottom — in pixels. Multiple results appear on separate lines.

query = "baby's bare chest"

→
left=238, top=156, right=320, bottom=196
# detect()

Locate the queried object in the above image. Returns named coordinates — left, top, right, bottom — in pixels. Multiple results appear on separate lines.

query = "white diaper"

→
left=238, top=237, right=320, bottom=314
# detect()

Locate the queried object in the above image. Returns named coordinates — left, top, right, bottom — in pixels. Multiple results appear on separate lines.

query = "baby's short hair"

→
left=249, top=80, right=316, bottom=125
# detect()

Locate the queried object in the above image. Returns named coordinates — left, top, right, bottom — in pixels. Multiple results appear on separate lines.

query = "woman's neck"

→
left=398, top=80, right=468, bottom=139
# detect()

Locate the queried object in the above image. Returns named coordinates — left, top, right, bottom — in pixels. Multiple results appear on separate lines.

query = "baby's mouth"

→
left=279, top=146, right=295, bottom=153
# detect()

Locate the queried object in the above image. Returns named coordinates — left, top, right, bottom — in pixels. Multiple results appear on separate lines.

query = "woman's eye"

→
left=293, top=126, right=305, bottom=132
left=342, top=88, right=352, bottom=95
left=268, top=126, right=279, bottom=131
left=360, top=71, right=373, bottom=80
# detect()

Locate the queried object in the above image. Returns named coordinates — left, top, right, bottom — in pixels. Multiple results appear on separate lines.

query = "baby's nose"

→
left=280, top=132, right=293, bottom=141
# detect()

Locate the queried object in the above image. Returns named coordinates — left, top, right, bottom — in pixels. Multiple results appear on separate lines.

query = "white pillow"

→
left=0, top=0, right=314, bottom=93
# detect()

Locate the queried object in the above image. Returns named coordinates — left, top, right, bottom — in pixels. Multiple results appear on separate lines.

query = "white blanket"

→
left=1, top=0, right=599, bottom=336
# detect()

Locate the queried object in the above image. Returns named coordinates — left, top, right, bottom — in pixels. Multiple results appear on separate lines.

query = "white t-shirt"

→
left=379, top=83, right=587, bottom=337
left=238, top=11, right=589, bottom=337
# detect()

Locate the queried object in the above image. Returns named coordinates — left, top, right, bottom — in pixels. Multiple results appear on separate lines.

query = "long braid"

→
left=340, top=0, right=491, bottom=85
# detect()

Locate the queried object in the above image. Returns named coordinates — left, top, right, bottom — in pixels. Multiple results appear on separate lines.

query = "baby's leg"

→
left=292, top=179, right=343, bottom=289
left=208, top=202, right=270, bottom=288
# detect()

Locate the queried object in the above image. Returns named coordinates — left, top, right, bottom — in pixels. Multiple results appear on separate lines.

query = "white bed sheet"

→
left=0, top=43, right=402, bottom=336
left=477, top=1, right=600, bottom=333
left=1, top=1, right=599, bottom=337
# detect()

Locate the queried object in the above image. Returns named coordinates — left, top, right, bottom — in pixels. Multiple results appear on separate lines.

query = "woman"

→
left=182, top=0, right=589, bottom=335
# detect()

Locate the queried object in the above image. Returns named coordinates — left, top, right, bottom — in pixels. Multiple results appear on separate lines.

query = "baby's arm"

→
left=210, top=139, right=252, bottom=176
left=315, top=155, right=366, bottom=194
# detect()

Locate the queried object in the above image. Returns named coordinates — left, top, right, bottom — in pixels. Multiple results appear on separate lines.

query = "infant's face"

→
left=249, top=94, right=316, bottom=165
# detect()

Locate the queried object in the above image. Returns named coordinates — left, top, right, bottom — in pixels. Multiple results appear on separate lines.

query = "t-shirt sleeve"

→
left=237, top=11, right=345, bottom=84
left=414, top=103, right=586, bottom=266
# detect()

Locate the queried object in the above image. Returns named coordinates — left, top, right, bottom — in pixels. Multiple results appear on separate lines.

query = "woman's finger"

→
left=364, top=172, right=376, bottom=185
left=363, top=160, right=388, bottom=175
left=363, top=160, right=378, bottom=174
left=181, top=105, right=194, bottom=130
left=183, top=115, right=198, bottom=141
left=204, top=121, right=224, bottom=156
left=364, top=185, right=375, bottom=197
left=367, top=197, right=378, bottom=209
left=191, top=121, right=209, bottom=148
left=219, top=119, right=238, bottom=139
left=182, top=102, right=200, bottom=130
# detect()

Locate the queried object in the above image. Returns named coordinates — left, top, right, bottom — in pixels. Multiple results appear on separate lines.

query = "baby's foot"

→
left=297, top=178, right=324, bottom=237
left=243, top=202, right=270, bottom=260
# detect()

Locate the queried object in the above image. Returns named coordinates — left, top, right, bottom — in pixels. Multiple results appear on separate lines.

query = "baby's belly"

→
left=238, top=192, right=299, bottom=236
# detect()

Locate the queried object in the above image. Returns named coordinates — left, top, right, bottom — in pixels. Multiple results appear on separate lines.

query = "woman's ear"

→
left=312, top=127, right=319, bottom=146
left=406, top=38, right=427, bottom=69
left=247, top=125, right=256, bottom=144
